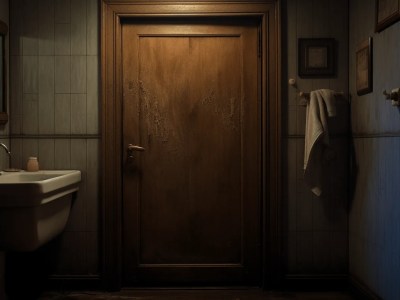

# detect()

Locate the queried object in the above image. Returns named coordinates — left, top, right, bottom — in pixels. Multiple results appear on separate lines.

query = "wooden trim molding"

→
left=101, top=0, right=281, bottom=290
left=352, top=132, right=400, bottom=138
left=9, top=134, right=101, bottom=139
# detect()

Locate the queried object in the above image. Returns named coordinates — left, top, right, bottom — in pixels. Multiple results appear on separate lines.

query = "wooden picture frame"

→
left=376, top=0, right=400, bottom=32
left=356, top=37, right=373, bottom=96
left=298, top=38, right=335, bottom=78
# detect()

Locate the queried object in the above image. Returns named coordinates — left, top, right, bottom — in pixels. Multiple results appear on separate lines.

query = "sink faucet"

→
left=0, top=143, right=11, bottom=169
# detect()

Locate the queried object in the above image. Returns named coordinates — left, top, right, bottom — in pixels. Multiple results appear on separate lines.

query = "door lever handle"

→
left=127, top=144, right=145, bottom=159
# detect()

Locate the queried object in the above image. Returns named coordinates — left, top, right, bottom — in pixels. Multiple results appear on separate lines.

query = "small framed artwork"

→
left=376, top=0, right=400, bottom=32
left=298, top=38, right=335, bottom=78
left=356, top=37, right=373, bottom=96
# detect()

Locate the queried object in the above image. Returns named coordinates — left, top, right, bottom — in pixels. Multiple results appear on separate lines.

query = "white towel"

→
left=304, top=89, right=336, bottom=196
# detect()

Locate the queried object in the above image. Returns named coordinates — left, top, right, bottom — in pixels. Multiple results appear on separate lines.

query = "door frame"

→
left=101, top=0, right=282, bottom=290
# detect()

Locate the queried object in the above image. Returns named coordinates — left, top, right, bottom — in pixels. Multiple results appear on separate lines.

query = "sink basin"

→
left=0, top=170, right=81, bottom=251
left=0, top=170, right=81, bottom=206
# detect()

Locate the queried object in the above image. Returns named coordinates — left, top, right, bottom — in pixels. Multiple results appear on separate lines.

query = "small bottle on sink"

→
left=26, top=157, right=39, bottom=172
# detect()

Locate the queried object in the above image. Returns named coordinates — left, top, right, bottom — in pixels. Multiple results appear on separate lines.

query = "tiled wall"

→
left=283, top=0, right=349, bottom=276
left=0, top=0, right=9, bottom=170
left=5, top=0, right=353, bottom=283
left=9, top=0, right=99, bottom=276
left=349, top=0, right=400, bottom=298
left=0, top=0, right=8, bottom=294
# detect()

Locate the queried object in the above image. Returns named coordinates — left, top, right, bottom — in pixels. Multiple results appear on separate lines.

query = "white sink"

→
left=0, top=170, right=81, bottom=251
left=0, top=170, right=81, bottom=206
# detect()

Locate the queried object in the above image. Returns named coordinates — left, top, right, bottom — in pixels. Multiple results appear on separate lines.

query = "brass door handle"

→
left=127, top=144, right=145, bottom=158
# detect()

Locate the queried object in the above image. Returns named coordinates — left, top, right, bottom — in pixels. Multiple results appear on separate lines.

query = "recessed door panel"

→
left=122, top=19, right=261, bottom=286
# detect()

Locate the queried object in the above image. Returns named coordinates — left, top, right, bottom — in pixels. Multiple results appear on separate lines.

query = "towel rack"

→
left=298, top=91, right=345, bottom=106
left=288, top=78, right=344, bottom=106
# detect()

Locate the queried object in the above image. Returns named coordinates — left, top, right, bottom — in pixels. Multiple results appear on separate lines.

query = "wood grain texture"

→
left=101, top=0, right=280, bottom=290
left=122, top=20, right=259, bottom=286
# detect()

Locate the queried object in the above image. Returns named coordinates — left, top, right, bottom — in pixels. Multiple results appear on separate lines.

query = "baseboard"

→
left=43, top=273, right=381, bottom=299
left=348, top=275, right=382, bottom=300
left=45, top=274, right=102, bottom=291
left=283, top=274, right=348, bottom=291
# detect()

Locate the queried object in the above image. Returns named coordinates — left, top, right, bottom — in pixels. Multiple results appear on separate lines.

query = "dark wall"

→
left=349, top=1, right=400, bottom=298
left=283, top=0, right=349, bottom=277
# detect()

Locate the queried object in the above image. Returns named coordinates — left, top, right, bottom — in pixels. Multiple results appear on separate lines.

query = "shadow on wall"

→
left=347, top=96, right=359, bottom=209
left=5, top=234, right=64, bottom=299
left=348, top=143, right=359, bottom=210
left=314, top=99, right=351, bottom=220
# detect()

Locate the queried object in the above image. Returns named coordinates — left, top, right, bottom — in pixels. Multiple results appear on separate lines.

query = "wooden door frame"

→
left=101, top=0, right=282, bottom=290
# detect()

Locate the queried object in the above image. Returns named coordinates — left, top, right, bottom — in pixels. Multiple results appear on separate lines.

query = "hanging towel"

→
left=304, top=89, right=336, bottom=196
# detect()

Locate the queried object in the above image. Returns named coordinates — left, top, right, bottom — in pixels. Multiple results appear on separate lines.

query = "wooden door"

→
left=122, top=18, right=261, bottom=286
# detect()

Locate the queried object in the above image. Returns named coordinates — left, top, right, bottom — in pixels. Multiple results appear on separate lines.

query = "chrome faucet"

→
left=0, top=142, right=11, bottom=156
left=0, top=143, right=11, bottom=169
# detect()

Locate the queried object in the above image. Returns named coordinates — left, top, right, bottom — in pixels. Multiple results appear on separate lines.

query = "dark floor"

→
left=38, top=289, right=357, bottom=300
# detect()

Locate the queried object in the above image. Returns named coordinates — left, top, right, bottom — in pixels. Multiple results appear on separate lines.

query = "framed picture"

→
left=376, top=0, right=400, bottom=32
left=298, top=38, right=335, bottom=78
left=356, top=37, right=373, bottom=96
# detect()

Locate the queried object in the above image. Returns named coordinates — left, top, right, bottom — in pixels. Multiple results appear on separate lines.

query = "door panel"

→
left=122, top=19, right=260, bottom=286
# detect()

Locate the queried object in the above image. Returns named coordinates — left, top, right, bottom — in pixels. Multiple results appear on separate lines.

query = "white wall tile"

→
left=55, top=94, right=71, bottom=134
left=10, top=138, right=23, bottom=169
left=67, top=139, right=87, bottom=231
left=10, top=0, right=24, bottom=56
left=22, top=0, right=38, bottom=56
left=55, top=0, right=71, bottom=24
left=38, top=0, right=55, bottom=55
left=71, top=56, right=87, bottom=93
left=71, top=139, right=87, bottom=171
left=55, top=23, right=71, bottom=55
left=55, top=139, right=71, bottom=169
left=39, top=56, right=55, bottom=95
left=71, top=94, right=87, bottom=134
left=39, top=93, right=55, bottom=134
left=10, top=55, right=23, bottom=118
left=23, top=56, right=38, bottom=93
left=71, top=0, right=87, bottom=55
left=55, top=56, right=71, bottom=93
left=87, top=0, right=98, bottom=55
left=22, top=94, right=38, bottom=134
left=38, top=139, right=55, bottom=169
left=87, top=55, right=99, bottom=134
left=10, top=115, right=22, bottom=136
